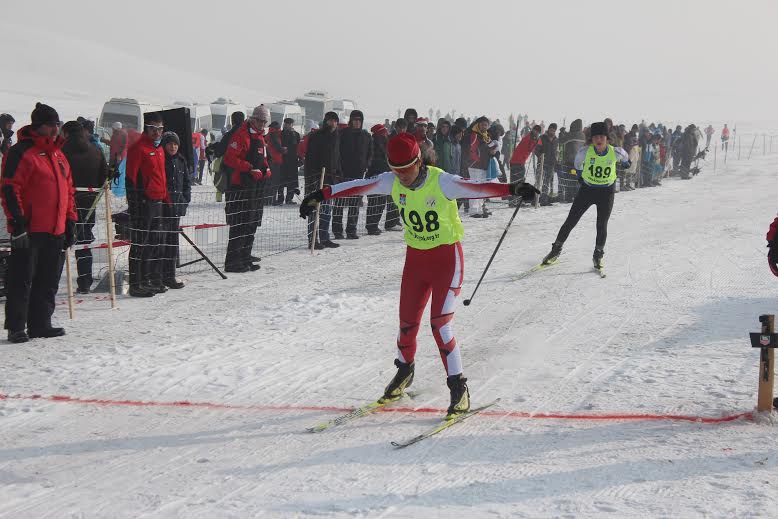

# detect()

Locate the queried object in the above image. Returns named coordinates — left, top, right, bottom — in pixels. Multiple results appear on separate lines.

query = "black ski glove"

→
left=10, top=220, right=30, bottom=250
left=620, top=160, right=632, bottom=170
left=64, top=219, right=77, bottom=249
left=509, top=182, right=540, bottom=200
left=299, top=190, right=325, bottom=219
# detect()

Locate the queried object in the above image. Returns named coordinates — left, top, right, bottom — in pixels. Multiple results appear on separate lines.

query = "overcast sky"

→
left=4, top=0, right=777, bottom=127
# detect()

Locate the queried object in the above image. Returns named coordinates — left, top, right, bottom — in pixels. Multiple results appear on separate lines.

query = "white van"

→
left=98, top=98, right=165, bottom=134
left=268, top=101, right=306, bottom=133
left=173, top=101, right=213, bottom=133
left=294, top=90, right=334, bottom=128
left=210, top=98, right=247, bottom=135
left=332, top=99, right=357, bottom=121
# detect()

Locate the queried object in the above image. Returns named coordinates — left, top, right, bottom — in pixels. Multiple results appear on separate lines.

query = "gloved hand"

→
left=64, top=219, right=77, bottom=249
left=509, top=182, right=540, bottom=200
left=249, top=169, right=264, bottom=181
left=620, top=160, right=632, bottom=170
left=10, top=220, right=29, bottom=250
left=299, top=190, right=325, bottom=219
left=263, top=167, right=272, bottom=179
left=767, top=217, right=778, bottom=276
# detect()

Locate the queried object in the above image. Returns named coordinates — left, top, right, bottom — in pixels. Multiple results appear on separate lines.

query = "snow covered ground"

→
left=2, top=153, right=778, bottom=518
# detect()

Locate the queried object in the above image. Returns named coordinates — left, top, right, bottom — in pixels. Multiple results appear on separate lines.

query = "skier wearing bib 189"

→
left=540, top=121, right=630, bottom=271
left=300, top=132, right=539, bottom=417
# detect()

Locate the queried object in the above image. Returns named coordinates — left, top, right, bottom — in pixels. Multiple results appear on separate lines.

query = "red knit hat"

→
left=370, top=123, right=387, bottom=136
left=387, top=133, right=420, bottom=169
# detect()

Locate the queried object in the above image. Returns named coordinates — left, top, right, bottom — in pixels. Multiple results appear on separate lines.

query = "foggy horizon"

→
left=2, top=0, right=777, bottom=129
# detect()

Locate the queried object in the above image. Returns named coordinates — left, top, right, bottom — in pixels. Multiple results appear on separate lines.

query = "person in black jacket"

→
left=364, top=123, right=399, bottom=235
left=280, top=118, right=301, bottom=204
left=160, top=132, right=191, bottom=288
left=61, top=121, right=109, bottom=293
left=334, top=110, right=372, bottom=239
left=303, top=111, right=341, bottom=249
left=0, top=113, right=15, bottom=158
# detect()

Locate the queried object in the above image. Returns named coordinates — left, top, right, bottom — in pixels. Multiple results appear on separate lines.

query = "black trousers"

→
left=4, top=233, right=65, bottom=332
left=74, top=206, right=96, bottom=291
left=160, top=216, right=180, bottom=281
left=554, top=184, right=615, bottom=249
left=128, top=199, right=163, bottom=288
left=332, top=196, right=359, bottom=235
left=225, top=179, right=264, bottom=268
left=365, top=195, right=399, bottom=230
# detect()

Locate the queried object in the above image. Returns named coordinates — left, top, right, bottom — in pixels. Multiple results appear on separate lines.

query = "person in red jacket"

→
left=1, top=103, right=77, bottom=343
left=222, top=104, right=270, bottom=272
left=125, top=112, right=169, bottom=297
left=265, top=121, right=285, bottom=205
left=508, top=124, right=542, bottom=207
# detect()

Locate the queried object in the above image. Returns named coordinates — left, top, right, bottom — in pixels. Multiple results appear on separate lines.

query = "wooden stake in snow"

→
left=64, top=248, right=74, bottom=320
left=750, top=314, right=776, bottom=412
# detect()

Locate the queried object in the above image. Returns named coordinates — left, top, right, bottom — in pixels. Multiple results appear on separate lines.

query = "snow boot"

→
left=381, top=359, right=414, bottom=402
left=542, top=242, right=563, bottom=265
left=593, top=247, right=604, bottom=270
left=446, top=374, right=470, bottom=418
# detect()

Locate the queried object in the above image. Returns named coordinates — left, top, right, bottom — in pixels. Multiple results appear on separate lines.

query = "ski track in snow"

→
left=2, top=155, right=778, bottom=517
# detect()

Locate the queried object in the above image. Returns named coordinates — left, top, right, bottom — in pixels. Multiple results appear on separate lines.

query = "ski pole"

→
left=463, top=200, right=523, bottom=307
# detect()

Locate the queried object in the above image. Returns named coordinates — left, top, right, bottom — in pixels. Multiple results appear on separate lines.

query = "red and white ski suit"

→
left=323, top=170, right=512, bottom=375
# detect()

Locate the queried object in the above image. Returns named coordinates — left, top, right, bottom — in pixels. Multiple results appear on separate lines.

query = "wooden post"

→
left=763, top=135, right=766, bottom=156
left=310, top=167, right=326, bottom=255
left=64, top=248, right=74, bottom=319
left=748, top=136, right=757, bottom=159
left=713, top=143, right=717, bottom=174
left=754, top=315, right=776, bottom=412
left=533, top=155, right=544, bottom=208
left=103, top=180, right=117, bottom=308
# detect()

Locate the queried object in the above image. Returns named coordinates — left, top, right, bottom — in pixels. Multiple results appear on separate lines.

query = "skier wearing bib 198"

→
left=300, top=132, right=539, bottom=417
left=541, top=121, right=630, bottom=270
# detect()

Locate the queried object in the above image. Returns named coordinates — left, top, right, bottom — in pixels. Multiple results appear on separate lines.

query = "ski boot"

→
left=446, top=374, right=470, bottom=418
left=542, top=241, right=563, bottom=265
left=593, top=247, right=604, bottom=270
left=380, top=359, right=414, bottom=403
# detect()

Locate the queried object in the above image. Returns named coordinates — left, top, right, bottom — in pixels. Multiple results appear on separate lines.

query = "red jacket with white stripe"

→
left=0, top=126, right=77, bottom=235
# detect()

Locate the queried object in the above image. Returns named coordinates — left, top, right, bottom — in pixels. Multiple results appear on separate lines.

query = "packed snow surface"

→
left=2, top=154, right=778, bottom=518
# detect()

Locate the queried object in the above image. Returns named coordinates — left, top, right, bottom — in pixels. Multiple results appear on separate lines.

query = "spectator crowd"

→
left=0, top=100, right=722, bottom=343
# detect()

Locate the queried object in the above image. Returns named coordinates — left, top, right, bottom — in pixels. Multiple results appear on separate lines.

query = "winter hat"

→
left=160, top=131, right=180, bottom=147
left=324, top=111, right=339, bottom=123
left=30, top=102, right=60, bottom=127
left=590, top=122, right=608, bottom=137
left=251, top=104, right=270, bottom=121
left=349, top=110, right=364, bottom=121
left=415, top=117, right=428, bottom=126
left=387, top=133, right=420, bottom=169
left=0, top=113, right=16, bottom=125
left=283, top=117, right=294, bottom=124
left=370, top=123, right=387, bottom=136
left=404, top=108, right=418, bottom=119
left=61, top=120, right=83, bottom=137
left=112, top=121, right=123, bottom=130
left=454, top=117, right=467, bottom=129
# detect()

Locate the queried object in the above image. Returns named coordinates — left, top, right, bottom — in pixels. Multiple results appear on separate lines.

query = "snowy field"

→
left=2, top=154, right=778, bottom=518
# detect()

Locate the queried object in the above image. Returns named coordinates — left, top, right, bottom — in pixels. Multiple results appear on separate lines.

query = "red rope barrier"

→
left=0, top=393, right=754, bottom=424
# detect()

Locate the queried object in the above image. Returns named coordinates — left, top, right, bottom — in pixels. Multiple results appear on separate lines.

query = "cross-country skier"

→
left=299, top=133, right=539, bottom=417
left=540, top=121, right=630, bottom=271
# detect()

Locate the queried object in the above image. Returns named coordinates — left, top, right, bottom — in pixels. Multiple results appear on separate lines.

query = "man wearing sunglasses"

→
left=1, top=102, right=77, bottom=343
left=222, top=105, right=271, bottom=272
left=126, top=112, right=169, bottom=297
left=299, top=133, right=539, bottom=417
